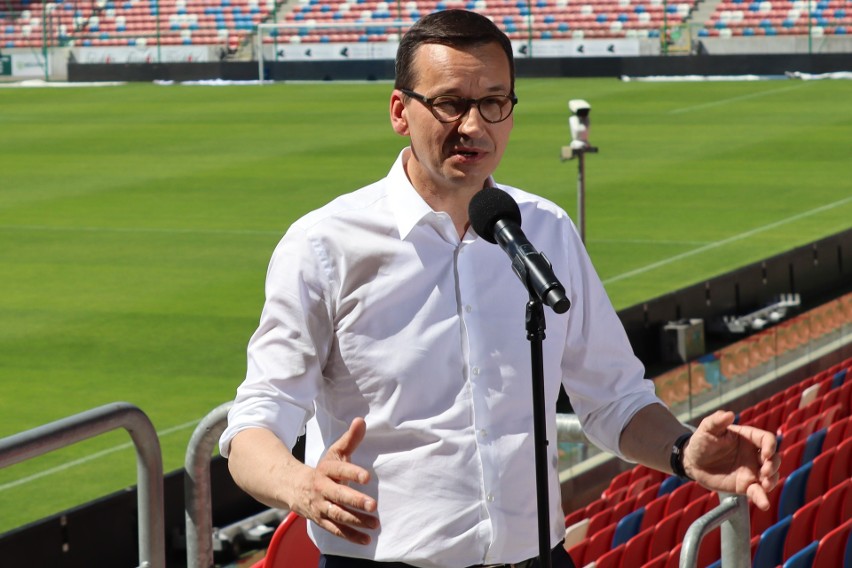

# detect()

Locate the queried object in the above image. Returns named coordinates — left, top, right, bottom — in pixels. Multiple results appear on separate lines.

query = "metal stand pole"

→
left=526, top=297, right=552, bottom=568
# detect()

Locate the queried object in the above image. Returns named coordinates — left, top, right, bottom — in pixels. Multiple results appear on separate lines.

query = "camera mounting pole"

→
left=561, top=99, right=598, bottom=244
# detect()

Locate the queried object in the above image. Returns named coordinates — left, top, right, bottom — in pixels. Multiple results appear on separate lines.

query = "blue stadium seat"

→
left=657, top=475, right=684, bottom=496
left=779, top=462, right=812, bottom=519
left=753, top=515, right=792, bottom=568
left=802, top=428, right=826, bottom=464
left=612, top=507, right=644, bottom=548
left=783, top=540, right=817, bottom=568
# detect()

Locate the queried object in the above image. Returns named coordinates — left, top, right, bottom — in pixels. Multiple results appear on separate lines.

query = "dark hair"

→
left=394, top=9, right=515, bottom=93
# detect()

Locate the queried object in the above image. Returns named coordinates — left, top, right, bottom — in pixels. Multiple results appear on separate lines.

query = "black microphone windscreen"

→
left=468, top=187, right=522, bottom=244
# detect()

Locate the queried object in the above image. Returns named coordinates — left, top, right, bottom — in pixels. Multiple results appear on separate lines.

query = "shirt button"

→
left=472, top=367, right=480, bottom=376
left=465, top=305, right=472, bottom=313
left=479, top=429, right=488, bottom=437
left=486, top=494, right=495, bottom=503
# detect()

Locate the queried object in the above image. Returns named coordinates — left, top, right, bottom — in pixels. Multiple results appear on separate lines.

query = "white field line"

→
left=602, top=195, right=852, bottom=285
left=668, top=83, right=810, bottom=114
left=0, top=419, right=200, bottom=492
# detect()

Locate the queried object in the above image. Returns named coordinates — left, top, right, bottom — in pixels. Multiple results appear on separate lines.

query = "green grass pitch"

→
left=0, top=77, right=851, bottom=533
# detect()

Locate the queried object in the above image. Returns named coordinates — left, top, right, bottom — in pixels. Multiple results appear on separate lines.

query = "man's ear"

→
left=389, top=90, right=410, bottom=136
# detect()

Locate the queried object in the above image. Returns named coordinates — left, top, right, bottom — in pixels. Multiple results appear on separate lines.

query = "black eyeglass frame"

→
left=399, top=88, right=519, bottom=124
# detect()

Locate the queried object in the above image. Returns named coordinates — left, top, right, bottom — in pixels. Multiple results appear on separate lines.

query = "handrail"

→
left=184, top=401, right=232, bottom=568
left=0, top=402, right=165, bottom=568
left=555, top=413, right=590, bottom=445
left=680, top=493, right=751, bottom=568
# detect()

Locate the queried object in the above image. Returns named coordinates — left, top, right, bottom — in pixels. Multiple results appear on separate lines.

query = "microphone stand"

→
left=525, top=294, right=552, bottom=568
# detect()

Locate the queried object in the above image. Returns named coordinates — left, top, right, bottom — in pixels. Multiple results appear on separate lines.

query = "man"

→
left=220, top=10, right=780, bottom=568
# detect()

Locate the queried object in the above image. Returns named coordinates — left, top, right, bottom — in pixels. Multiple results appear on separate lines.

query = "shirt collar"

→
left=387, top=147, right=496, bottom=241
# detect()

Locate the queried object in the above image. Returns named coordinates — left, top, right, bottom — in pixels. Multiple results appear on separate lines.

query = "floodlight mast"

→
left=561, top=99, right=598, bottom=243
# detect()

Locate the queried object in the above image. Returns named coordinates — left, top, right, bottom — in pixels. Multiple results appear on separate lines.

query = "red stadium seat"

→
left=815, top=479, right=851, bottom=540
left=811, top=517, right=852, bottom=568
left=648, top=510, right=682, bottom=561
left=257, top=512, right=320, bottom=568
left=828, top=436, right=852, bottom=488
left=779, top=439, right=806, bottom=478
left=783, top=496, right=821, bottom=562
left=623, top=526, right=655, bottom=566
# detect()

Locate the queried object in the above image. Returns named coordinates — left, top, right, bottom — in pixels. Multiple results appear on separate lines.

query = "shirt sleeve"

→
left=558, top=221, right=664, bottom=461
left=219, top=225, right=333, bottom=457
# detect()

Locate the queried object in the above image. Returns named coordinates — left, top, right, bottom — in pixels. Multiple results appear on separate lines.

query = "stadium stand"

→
left=1, top=0, right=701, bottom=50
left=563, top=355, right=852, bottom=568
left=701, top=0, right=851, bottom=38
left=0, top=0, right=275, bottom=49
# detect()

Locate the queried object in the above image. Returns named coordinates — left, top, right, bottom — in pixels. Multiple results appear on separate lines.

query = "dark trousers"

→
left=319, top=541, right=576, bottom=568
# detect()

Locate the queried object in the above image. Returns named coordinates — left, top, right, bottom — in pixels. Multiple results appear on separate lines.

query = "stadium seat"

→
left=779, top=462, right=812, bottom=519
left=566, top=540, right=587, bottom=567
left=635, top=481, right=662, bottom=508
left=815, top=479, right=851, bottom=540
left=779, top=439, right=806, bottom=478
left=783, top=496, right=821, bottom=561
left=824, top=414, right=852, bottom=449
left=752, top=514, right=792, bottom=568
left=805, top=446, right=835, bottom=502
left=811, top=517, right=852, bottom=568
left=588, top=507, right=615, bottom=536
left=256, top=511, right=320, bottom=568
left=656, top=475, right=685, bottom=496
left=783, top=540, right=818, bottom=568
left=640, top=493, right=671, bottom=532
left=612, top=506, right=645, bottom=548
left=583, top=523, right=617, bottom=564
left=563, top=507, right=587, bottom=529
left=623, top=526, right=655, bottom=566
left=648, top=510, right=682, bottom=561
left=593, top=542, right=624, bottom=568
left=603, top=468, right=633, bottom=499
left=828, top=436, right=852, bottom=487
left=752, top=475, right=785, bottom=537
left=664, top=481, right=707, bottom=517
left=563, top=517, right=590, bottom=550
left=642, top=550, right=670, bottom=568
left=801, top=428, right=826, bottom=464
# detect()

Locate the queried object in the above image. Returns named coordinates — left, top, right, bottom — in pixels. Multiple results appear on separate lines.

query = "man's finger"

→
left=746, top=482, right=771, bottom=511
left=700, top=410, right=736, bottom=437
left=320, top=479, right=377, bottom=513
left=329, top=418, right=368, bottom=462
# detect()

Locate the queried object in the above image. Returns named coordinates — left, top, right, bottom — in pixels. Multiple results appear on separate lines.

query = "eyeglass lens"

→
left=431, top=95, right=514, bottom=123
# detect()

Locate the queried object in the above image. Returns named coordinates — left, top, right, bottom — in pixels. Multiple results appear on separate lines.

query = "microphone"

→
left=469, top=187, right=571, bottom=314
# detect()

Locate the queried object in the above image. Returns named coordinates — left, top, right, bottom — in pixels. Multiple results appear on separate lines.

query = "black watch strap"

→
left=670, top=432, right=693, bottom=480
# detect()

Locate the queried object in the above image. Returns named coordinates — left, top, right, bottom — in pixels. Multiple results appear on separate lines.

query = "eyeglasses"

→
left=400, top=88, right=518, bottom=124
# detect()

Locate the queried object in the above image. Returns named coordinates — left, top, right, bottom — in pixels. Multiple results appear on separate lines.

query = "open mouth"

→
left=452, top=147, right=482, bottom=158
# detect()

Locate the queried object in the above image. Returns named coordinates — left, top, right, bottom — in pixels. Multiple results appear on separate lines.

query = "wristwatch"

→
left=670, top=432, right=693, bottom=480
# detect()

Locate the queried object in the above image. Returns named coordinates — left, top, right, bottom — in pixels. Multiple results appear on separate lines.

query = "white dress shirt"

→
left=220, top=148, right=662, bottom=568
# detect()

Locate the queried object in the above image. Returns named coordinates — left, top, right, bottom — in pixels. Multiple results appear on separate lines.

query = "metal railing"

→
left=184, top=401, right=232, bottom=568
left=0, top=402, right=165, bottom=568
left=680, top=493, right=751, bottom=568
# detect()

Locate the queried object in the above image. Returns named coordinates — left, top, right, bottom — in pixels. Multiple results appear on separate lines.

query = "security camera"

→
left=569, top=99, right=591, bottom=116
left=568, top=99, right=591, bottom=149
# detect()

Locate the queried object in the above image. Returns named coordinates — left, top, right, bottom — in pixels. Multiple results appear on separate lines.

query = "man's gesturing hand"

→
left=684, top=410, right=781, bottom=511
left=296, top=418, right=379, bottom=545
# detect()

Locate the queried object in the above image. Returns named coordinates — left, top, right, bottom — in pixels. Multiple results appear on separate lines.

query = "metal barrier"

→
left=680, top=493, right=751, bottom=568
left=184, top=401, right=232, bottom=568
left=555, top=413, right=590, bottom=445
left=0, top=402, right=165, bottom=568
